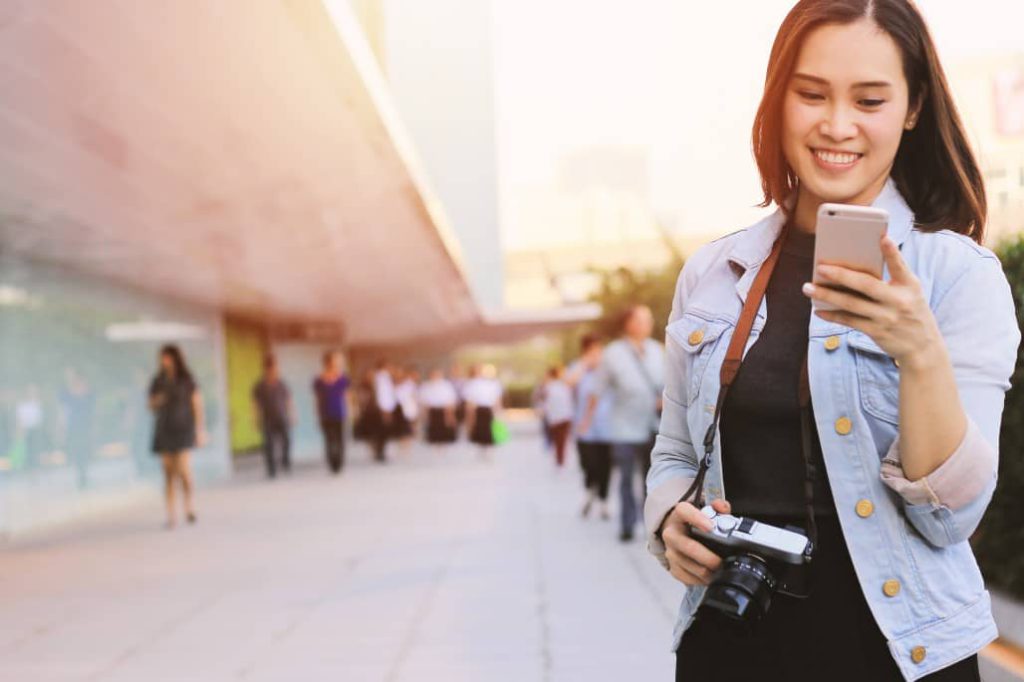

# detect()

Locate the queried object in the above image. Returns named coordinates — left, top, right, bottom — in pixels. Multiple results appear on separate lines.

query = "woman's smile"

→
left=810, top=147, right=864, bottom=172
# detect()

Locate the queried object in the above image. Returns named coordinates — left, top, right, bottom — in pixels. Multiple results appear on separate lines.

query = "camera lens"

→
left=828, top=210, right=836, bottom=216
left=700, top=554, right=777, bottom=627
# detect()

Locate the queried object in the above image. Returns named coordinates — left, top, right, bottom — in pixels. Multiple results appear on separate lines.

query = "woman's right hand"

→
left=660, top=498, right=730, bottom=586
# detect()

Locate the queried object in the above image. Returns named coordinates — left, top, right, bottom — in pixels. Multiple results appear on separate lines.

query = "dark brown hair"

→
left=752, top=0, right=986, bottom=242
left=580, top=333, right=602, bottom=353
left=159, top=344, right=193, bottom=383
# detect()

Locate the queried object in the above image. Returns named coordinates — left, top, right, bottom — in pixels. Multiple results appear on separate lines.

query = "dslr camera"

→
left=690, top=505, right=813, bottom=627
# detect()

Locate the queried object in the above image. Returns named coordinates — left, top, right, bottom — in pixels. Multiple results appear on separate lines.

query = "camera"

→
left=690, top=505, right=812, bottom=627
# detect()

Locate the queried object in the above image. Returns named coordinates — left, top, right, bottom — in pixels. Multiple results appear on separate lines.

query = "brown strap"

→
left=720, top=229, right=788, bottom=390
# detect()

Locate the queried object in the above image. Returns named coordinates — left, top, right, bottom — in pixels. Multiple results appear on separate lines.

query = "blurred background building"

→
left=0, top=0, right=591, bottom=535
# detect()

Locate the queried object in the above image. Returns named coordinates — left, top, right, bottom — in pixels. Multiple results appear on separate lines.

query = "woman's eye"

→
left=798, top=91, right=825, bottom=101
left=860, top=99, right=886, bottom=108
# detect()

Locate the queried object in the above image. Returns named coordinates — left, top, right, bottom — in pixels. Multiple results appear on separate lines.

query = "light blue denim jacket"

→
left=644, top=180, right=1020, bottom=680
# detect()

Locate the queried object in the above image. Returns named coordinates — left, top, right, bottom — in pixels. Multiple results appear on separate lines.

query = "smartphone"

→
left=811, top=203, right=888, bottom=311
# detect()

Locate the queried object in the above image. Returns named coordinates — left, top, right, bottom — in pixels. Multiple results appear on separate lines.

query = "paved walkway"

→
left=0, top=430, right=684, bottom=681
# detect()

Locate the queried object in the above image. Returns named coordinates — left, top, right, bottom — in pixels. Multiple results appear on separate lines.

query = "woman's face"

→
left=160, top=353, right=174, bottom=373
left=782, top=19, right=917, bottom=208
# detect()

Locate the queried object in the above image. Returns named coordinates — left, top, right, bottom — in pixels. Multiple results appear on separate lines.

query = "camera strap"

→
left=679, top=225, right=818, bottom=551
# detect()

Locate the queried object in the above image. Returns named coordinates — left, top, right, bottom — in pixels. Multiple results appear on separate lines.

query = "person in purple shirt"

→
left=313, top=350, right=350, bottom=474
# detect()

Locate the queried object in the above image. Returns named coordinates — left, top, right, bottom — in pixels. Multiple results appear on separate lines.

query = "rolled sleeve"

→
left=880, top=418, right=995, bottom=510
left=885, top=253, right=1018, bottom=547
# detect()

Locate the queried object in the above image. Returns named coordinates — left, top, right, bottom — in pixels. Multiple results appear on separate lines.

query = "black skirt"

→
left=390, top=405, right=413, bottom=438
left=469, top=406, right=494, bottom=445
left=675, top=515, right=981, bottom=680
left=353, top=409, right=373, bottom=441
left=425, top=407, right=456, bottom=443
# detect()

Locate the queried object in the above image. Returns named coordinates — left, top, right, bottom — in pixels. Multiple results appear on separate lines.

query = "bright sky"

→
left=493, top=0, right=1024, bottom=250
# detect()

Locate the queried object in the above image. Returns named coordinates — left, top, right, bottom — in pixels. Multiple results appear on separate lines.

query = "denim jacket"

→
left=644, top=179, right=1020, bottom=680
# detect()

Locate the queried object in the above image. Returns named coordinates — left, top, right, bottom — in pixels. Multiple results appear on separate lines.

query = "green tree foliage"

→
left=585, top=256, right=685, bottom=344
left=973, top=236, right=1024, bottom=599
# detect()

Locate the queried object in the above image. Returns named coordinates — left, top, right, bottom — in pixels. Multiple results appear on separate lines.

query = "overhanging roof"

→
left=0, top=0, right=482, bottom=346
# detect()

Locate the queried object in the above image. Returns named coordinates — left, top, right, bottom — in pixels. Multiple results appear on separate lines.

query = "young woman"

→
left=568, top=335, right=612, bottom=520
left=149, top=345, right=206, bottom=529
left=419, top=368, right=458, bottom=450
left=464, top=364, right=503, bottom=459
left=646, top=2, right=1019, bottom=680
left=393, top=366, right=419, bottom=453
left=540, top=365, right=574, bottom=468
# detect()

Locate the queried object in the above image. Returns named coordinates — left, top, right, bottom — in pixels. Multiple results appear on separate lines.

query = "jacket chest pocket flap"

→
left=667, top=315, right=729, bottom=406
left=847, top=330, right=900, bottom=424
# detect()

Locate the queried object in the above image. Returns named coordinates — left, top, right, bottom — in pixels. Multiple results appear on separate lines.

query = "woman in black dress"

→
left=149, top=345, right=206, bottom=529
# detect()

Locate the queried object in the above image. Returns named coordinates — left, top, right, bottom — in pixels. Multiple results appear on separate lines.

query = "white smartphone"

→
left=811, top=203, right=888, bottom=312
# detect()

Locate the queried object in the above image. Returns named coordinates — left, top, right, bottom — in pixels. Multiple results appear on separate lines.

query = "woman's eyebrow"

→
left=792, top=72, right=892, bottom=88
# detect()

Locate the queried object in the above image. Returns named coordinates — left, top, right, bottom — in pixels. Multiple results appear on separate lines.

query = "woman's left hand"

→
left=801, top=236, right=942, bottom=368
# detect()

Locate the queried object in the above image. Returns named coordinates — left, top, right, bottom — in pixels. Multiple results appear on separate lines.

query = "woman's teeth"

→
left=814, top=149, right=861, bottom=165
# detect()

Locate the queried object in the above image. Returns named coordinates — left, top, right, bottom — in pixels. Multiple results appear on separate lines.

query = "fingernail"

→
left=802, top=282, right=815, bottom=296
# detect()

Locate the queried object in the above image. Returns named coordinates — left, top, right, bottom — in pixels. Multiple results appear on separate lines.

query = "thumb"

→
left=710, top=498, right=731, bottom=514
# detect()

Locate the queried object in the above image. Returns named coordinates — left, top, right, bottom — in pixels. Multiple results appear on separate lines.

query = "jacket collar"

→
left=727, top=178, right=915, bottom=314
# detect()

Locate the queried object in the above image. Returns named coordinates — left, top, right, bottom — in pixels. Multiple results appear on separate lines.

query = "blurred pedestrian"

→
left=371, top=360, right=396, bottom=463
left=253, top=354, right=293, bottom=478
left=531, top=381, right=552, bottom=451
left=14, top=384, right=44, bottom=468
left=580, top=305, right=664, bottom=542
left=352, top=369, right=376, bottom=443
left=464, top=364, right=503, bottom=459
left=59, top=368, right=94, bottom=488
left=149, top=345, right=206, bottom=529
left=541, top=366, right=573, bottom=467
left=419, top=368, right=457, bottom=451
left=568, top=335, right=612, bottom=519
left=450, top=364, right=468, bottom=436
left=394, top=366, right=419, bottom=453
left=313, top=350, right=350, bottom=474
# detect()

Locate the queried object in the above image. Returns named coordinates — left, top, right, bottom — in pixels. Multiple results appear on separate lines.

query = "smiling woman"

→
left=645, top=1, right=1020, bottom=681
left=753, top=0, right=986, bottom=240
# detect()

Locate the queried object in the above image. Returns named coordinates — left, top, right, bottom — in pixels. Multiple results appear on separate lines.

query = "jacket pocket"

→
left=847, top=331, right=900, bottom=424
left=667, top=314, right=729, bottom=406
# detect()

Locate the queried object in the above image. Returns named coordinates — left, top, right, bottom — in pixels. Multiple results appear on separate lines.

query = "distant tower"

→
left=368, top=0, right=505, bottom=310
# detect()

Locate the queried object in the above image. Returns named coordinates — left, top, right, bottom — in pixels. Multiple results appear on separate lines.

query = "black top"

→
left=253, top=378, right=291, bottom=429
left=719, top=227, right=835, bottom=517
left=149, top=373, right=197, bottom=453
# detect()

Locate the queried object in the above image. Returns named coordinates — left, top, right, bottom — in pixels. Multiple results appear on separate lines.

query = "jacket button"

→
left=824, top=335, right=841, bottom=351
left=855, top=499, right=874, bottom=518
left=910, top=646, right=927, bottom=664
left=834, top=417, right=852, bottom=435
left=688, top=330, right=705, bottom=346
left=883, top=579, right=901, bottom=597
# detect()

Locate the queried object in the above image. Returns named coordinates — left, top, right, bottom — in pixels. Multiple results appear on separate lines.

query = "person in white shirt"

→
left=393, top=367, right=419, bottom=453
left=464, top=364, right=503, bottom=458
left=419, top=369, right=458, bottom=450
left=541, top=366, right=574, bottom=467
left=370, top=360, right=396, bottom=463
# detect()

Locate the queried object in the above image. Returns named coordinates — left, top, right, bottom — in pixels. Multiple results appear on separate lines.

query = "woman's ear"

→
left=905, top=88, right=926, bottom=130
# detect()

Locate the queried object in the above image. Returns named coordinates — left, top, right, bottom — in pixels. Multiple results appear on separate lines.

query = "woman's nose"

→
left=820, top=106, right=858, bottom=141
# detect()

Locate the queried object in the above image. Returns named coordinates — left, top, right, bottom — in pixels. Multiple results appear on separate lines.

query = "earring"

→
left=905, top=119, right=917, bottom=130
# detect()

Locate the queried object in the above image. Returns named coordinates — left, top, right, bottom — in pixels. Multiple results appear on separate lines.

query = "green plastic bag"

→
left=491, top=418, right=510, bottom=445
